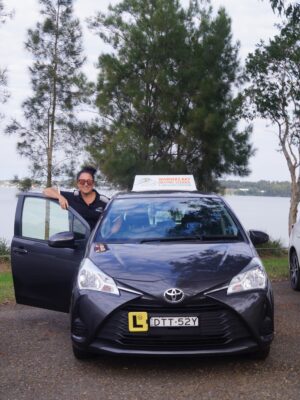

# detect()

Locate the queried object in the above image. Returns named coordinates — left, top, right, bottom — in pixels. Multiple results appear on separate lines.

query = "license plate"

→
left=150, top=316, right=199, bottom=328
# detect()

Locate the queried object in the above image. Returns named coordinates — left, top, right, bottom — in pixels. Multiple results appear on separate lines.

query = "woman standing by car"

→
left=43, top=166, right=109, bottom=230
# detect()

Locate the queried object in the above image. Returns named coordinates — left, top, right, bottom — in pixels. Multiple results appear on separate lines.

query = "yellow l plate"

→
left=128, top=311, right=148, bottom=332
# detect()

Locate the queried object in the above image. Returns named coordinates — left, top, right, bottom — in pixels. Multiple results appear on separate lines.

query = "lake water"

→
left=224, top=195, right=290, bottom=246
left=0, top=187, right=291, bottom=246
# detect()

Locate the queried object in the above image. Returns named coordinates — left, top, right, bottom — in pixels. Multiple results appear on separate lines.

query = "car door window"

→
left=73, top=216, right=88, bottom=239
left=21, top=197, right=87, bottom=240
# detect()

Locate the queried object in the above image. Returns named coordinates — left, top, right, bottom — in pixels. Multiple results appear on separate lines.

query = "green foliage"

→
left=268, top=0, right=300, bottom=21
left=245, top=14, right=300, bottom=232
left=0, top=237, right=10, bottom=259
left=12, top=175, right=42, bottom=191
left=15, top=177, right=33, bottom=192
left=220, top=179, right=291, bottom=197
left=255, top=237, right=287, bottom=257
left=87, top=0, right=253, bottom=190
left=0, top=0, right=11, bottom=109
left=5, top=0, right=89, bottom=186
left=245, top=20, right=300, bottom=125
left=18, top=178, right=32, bottom=192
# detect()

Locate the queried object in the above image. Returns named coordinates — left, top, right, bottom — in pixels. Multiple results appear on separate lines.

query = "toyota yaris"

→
left=11, top=177, right=274, bottom=360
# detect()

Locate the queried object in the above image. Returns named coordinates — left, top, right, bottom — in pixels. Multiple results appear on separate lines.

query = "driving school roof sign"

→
left=132, top=175, right=197, bottom=192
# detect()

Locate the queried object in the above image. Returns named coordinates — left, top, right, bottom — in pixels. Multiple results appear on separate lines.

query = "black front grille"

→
left=96, top=298, right=250, bottom=351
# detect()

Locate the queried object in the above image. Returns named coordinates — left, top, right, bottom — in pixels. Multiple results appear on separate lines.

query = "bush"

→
left=0, top=238, right=10, bottom=261
left=255, top=237, right=287, bottom=257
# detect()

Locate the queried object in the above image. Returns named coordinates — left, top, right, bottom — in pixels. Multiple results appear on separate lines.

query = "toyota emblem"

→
left=164, top=288, right=184, bottom=303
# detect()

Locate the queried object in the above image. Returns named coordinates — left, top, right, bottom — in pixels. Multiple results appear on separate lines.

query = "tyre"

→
left=289, top=250, right=300, bottom=291
left=72, top=344, right=91, bottom=360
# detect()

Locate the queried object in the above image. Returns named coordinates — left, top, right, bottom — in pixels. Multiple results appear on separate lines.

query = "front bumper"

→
left=76, top=338, right=265, bottom=357
left=70, top=285, right=274, bottom=357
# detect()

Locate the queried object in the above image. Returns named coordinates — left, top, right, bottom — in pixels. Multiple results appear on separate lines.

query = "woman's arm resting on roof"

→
left=43, top=187, right=69, bottom=210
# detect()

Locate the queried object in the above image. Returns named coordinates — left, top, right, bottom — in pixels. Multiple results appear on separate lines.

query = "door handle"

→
left=12, top=247, right=28, bottom=254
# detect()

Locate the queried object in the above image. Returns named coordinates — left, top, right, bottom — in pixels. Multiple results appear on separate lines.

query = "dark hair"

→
left=76, top=166, right=97, bottom=181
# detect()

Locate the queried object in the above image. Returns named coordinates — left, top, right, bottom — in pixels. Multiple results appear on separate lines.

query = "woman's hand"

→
left=58, top=195, right=69, bottom=210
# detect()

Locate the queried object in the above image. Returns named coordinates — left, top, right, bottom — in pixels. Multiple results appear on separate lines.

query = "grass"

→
left=0, top=238, right=10, bottom=262
left=261, top=255, right=289, bottom=280
left=0, top=237, right=14, bottom=304
left=255, top=237, right=289, bottom=280
left=0, top=254, right=289, bottom=305
left=0, top=265, right=14, bottom=304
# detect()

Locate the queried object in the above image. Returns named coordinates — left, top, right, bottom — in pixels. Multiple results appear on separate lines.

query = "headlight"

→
left=77, top=258, right=119, bottom=295
left=227, top=260, right=267, bottom=295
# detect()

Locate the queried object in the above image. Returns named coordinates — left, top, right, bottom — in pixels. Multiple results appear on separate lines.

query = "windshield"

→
left=96, top=197, right=243, bottom=243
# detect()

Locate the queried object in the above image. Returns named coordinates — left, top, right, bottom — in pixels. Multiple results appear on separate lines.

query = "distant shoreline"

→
left=223, top=190, right=290, bottom=198
left=220, top=179, right=291, bottom=198
left=0, top=179, right=292, bottom=198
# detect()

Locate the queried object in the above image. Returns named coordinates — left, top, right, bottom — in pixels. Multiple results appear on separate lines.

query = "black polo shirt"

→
left=61, top=189, right=109, bottom=230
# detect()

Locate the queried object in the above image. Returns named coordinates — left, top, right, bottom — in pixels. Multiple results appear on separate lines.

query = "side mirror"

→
left=249, top=230, right=269, bottom=246
left=48, top=231, right=75, bottom=248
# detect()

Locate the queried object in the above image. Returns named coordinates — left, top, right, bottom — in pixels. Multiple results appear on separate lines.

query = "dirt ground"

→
left=0, top=280, right=300, bottom=400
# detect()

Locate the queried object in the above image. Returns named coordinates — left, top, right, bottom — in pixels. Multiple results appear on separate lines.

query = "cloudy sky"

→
left=0, top=0, right=287, bottom=181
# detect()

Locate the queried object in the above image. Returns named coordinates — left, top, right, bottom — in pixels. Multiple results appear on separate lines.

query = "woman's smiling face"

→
left=77, top=172, right=94, bottom=195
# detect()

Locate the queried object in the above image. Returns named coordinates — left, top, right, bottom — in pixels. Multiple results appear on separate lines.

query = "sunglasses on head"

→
left=78, top=179, right=94, bottom=186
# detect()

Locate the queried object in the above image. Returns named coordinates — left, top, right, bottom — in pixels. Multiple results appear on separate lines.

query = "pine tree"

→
left=6, top=0, right=88, bottom=186
left=268, top=0, right=300, bottom=21
left=87, top=0, right=252, bottom=190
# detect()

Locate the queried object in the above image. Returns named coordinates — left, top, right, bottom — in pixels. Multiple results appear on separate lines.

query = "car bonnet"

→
left=89, top=241, right=255, bottom=293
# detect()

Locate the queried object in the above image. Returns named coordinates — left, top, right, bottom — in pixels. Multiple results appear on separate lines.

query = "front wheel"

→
left=289, top=250, right=300, bottom=291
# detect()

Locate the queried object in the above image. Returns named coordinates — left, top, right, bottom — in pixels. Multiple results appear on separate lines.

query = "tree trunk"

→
left=47, top=2, right=60, bottom=188
left=44, top=199, right=50, bottom=240
left=279, top=125, right=299, bottom=236
left=46, top=154, right=52, bottom=187
left=289, top=188, right=298, bottom=235
left=288, top=170, right=299, bottom=236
